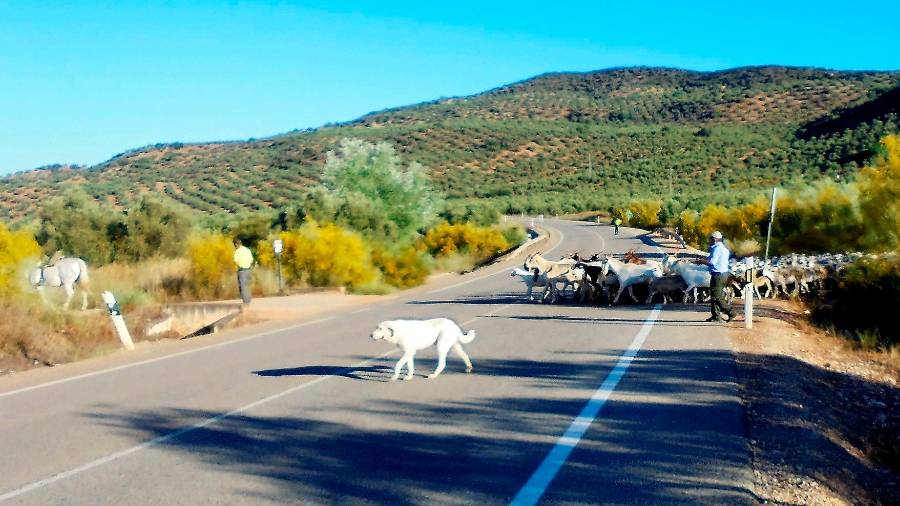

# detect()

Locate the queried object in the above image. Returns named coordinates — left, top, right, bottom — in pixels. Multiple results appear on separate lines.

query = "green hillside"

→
left=3, top=66, right=899, bottom=221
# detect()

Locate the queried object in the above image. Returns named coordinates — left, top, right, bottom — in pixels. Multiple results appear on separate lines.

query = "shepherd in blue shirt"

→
left=701, top=231, right=736, bottom=322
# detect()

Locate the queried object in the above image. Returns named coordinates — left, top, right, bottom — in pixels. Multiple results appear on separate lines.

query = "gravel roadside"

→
left=730, top=300, right=900, bottom=505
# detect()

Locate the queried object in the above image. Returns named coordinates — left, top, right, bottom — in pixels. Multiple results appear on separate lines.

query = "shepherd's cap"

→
left=711, top=231, right=723, bottom=239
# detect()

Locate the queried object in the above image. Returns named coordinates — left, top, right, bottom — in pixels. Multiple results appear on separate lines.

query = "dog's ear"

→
left=386, top=326, right=394, bottom=338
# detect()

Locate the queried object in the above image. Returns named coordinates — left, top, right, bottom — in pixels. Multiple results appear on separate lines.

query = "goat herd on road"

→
left=511, top=249, right=878, bottom=306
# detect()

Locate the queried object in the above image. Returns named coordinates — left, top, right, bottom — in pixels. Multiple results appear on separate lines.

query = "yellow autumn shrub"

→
left=188, top=233, right=235, bottom=298
left=0, top=223, right=41, bottom=296
left=268, top=221, right=377, bottom=289
left=676, top=209, right=703, bottom=247
left=626, top=199, right=662, bottom=229
left=422, top=222, right=509, bottom=263
left=697, top=202, right=765, bottom=243
left=372, top=247, right=430, bottom=288
left=858, top=134, right=900, bottom=251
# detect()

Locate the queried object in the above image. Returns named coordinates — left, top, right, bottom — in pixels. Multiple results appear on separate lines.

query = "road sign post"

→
left=101, top=291, right=134, bottom=350
left=273, top=239, right=284, bottom=295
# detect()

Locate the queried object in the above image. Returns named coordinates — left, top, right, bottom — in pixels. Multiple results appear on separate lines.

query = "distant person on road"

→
left=613, top=217, right=622, bottom=235
left=233, top=238, right=253, bottom=304
left=702, top=231, right=736, bottom=323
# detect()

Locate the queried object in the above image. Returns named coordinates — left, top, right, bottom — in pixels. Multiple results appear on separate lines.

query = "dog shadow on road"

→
left=253, top=365, right=390, bottom=381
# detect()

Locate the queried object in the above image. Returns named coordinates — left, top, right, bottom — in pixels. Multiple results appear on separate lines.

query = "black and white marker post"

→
left=273, top=239, right=284, bottom=295
left=101, top=291, right=134, bottom=350
left=743, top=256, right=754, bottom=329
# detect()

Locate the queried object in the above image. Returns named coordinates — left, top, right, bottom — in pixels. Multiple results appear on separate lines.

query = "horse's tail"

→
left=76, top=259, right=90, bottom=287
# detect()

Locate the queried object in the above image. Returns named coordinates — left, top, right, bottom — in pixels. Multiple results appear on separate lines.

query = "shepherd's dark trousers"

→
left=710, top=272, right=734, bottom=320
left=237, top=269, right=252, bottom=304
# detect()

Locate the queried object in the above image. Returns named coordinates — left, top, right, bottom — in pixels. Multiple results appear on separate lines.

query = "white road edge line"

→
left=0, top=305, right=511, bottom=502
left=0, top=317, right=336, bottom=400
left=510, top=304, right=663, bottom=506
left=427, top=225, right=564, bottom=296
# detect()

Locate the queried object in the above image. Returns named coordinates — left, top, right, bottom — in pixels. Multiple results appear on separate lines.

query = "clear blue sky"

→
left=2, top=1, right=898, bottom=174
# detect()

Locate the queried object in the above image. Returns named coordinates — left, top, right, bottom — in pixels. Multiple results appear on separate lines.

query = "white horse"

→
left=28, top=257, right=91, bottom=310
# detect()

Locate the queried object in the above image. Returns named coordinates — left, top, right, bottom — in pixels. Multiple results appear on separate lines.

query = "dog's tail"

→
left=459, top=329, right=476, bottom=344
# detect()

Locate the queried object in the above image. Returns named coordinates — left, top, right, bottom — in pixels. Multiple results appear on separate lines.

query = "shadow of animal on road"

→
left=253, top=365, right=390, bottom=380
left=486, top=314, right=716, bottom=327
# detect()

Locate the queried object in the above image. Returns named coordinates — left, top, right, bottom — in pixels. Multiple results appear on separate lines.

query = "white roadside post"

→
left=743, top=257, right=754, bottom=329
left=273, top=239, right=284, bottom=295
left=764, top=187, right=777, bottom=265
left=531, top=217, right=535, bottom=228
left=101, top=291, right=134, bottom=350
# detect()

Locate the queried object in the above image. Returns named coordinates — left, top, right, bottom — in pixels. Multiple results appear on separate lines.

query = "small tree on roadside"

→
left=320, top=138, right=441, bottom=244
left=120, top=197, right=192, bottom=261
left=36, top=190, right=120, bottom=265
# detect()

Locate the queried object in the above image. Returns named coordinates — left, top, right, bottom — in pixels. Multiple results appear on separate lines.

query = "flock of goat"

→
left=511, top=250, right=863, bottom=306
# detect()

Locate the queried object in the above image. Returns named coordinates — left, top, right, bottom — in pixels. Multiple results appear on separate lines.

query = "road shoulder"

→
left=730, top=300, right=900, bottom=505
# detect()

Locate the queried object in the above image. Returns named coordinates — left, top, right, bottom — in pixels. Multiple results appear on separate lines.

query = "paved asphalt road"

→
left=0, top=220, right=752, bottom=505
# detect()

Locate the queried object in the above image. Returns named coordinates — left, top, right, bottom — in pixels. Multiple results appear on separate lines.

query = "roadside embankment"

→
left=730, top=300, right=900, bottom=505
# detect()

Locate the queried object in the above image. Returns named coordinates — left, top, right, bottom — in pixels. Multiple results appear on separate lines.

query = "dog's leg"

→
left=404, top=353, right=415, bottom=381
left=392, top=353, right=410, bottom=381
left=428, top=345, right=450, bottom=379
left=453, top=343, right=473, bottom=373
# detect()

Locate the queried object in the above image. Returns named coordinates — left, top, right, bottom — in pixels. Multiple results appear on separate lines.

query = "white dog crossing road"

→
left=370, top=318, right=475, bottom=380
left=0, top=220, right=752, bottom=505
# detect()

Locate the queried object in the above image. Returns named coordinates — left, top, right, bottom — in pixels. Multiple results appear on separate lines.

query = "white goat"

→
left=602, top=256, right=662, bottom=304
left=510, top=267, right=547, bottom=301
left=667, top=258, right=711, bottom=304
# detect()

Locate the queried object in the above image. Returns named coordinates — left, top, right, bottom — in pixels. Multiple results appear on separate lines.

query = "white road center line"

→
left=0, top=304, right=512, bottom=502
left=510, top=304, right=663, bottom=506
